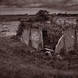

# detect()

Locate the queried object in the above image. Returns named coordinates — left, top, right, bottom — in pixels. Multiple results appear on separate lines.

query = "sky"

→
left=0, top=0, right=78, bottom=14
left=0, top=0, right=78, bottom=8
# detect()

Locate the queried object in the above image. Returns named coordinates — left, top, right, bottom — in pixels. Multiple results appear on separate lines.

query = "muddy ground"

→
left=0, top=37, right=78, bottom=78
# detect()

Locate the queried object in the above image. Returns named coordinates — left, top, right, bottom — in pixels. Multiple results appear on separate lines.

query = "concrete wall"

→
left=31, top=28, right=43, bottom=50
left=21, top=27, right=30, bottom=46
left=21, top=22, right=43, bottom=50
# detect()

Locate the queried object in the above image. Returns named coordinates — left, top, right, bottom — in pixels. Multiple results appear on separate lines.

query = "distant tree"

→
left=36, top=10, right=49, bottom=22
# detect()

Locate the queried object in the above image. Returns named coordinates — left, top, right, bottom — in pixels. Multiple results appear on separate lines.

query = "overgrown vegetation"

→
left=0, top=37, right=78, bottom=78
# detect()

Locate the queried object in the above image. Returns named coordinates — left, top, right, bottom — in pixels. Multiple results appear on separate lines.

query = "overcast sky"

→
left=0, top=0, right=78, bottom=14
left=0, top=0, right=78, bottom=9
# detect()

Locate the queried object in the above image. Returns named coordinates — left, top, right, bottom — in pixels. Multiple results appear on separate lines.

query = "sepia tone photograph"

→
left=0, top=0, right=78, bottom=78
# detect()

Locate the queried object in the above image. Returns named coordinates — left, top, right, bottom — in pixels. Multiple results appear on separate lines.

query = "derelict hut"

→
left=17, top=18, right=43, bottom=50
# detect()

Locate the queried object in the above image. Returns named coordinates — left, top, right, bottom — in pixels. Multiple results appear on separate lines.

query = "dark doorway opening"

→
left=42, top=29, right=49, bottom=47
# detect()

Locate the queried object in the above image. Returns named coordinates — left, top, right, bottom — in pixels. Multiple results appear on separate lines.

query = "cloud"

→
left=0, top=0, right=78, bottom=11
